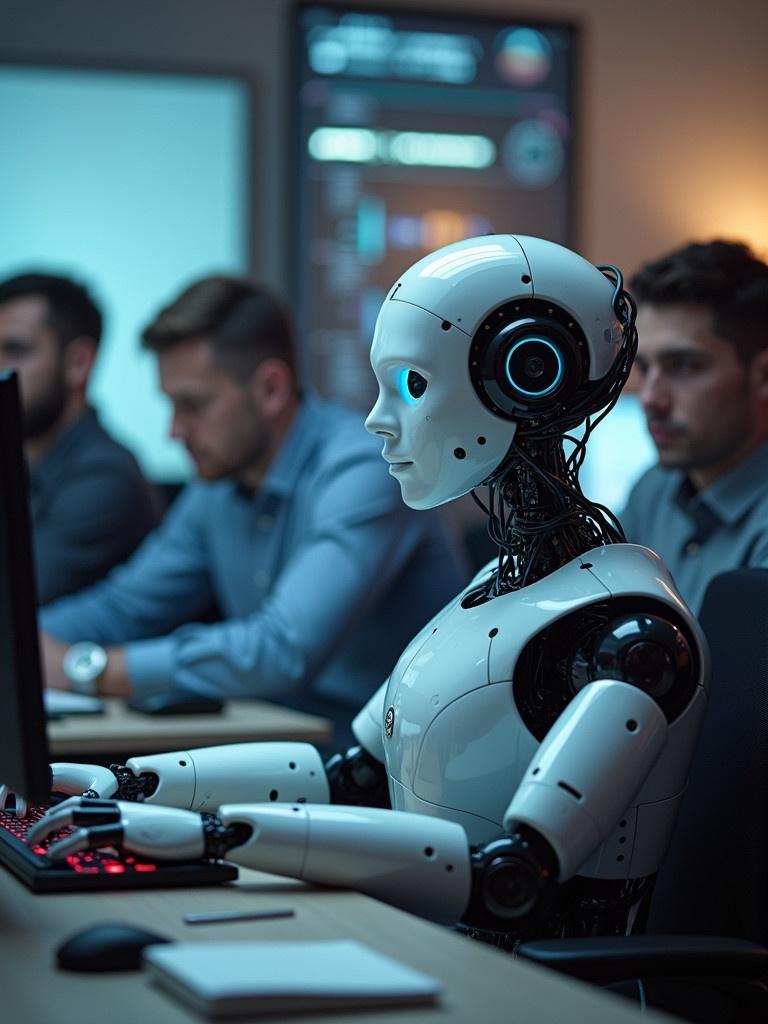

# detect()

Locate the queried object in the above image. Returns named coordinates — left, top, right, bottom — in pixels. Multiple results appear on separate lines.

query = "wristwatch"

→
left=62, top=642, right=108, bottom=695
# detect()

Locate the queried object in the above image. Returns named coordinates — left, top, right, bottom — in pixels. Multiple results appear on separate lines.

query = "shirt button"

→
left=257, top=515, right=273, bottom=532
left=685, top=541, right=700, bottom=556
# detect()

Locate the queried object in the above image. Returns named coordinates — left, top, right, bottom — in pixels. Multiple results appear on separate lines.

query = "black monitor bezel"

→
left=0, top=371, right=51, bottom=804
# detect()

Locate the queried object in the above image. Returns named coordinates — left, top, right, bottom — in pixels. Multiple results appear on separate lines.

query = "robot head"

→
left=365, top=235, right=634, bottom=509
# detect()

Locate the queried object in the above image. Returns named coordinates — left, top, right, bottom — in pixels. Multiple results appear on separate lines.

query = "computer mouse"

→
left=127, top=693, right=224, bottom=716
left=56, top=921, right=171, bottom=972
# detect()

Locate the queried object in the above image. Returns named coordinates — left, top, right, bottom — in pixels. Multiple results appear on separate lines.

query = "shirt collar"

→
left=676, top=439, right=768, bottom=525
left=236, top=392, right=322, bottom=502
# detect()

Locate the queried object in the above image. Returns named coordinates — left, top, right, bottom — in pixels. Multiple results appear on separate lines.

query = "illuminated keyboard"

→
left=0, top=805, right=238, bottom=892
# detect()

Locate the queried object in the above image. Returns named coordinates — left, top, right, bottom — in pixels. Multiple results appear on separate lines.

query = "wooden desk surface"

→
left=0, top=865, right=672, bottom=1024
left=48, top=698, right=333, bottom=758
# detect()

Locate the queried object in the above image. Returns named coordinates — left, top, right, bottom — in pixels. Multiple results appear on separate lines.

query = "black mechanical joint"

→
left=201, top=812, right=253, bottom=859
left=109, top=764, right=160, bottom=802
left=464, top=827, right=558, bottom=932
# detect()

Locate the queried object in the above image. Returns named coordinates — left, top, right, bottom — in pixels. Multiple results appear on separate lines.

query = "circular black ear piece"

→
left=504, top=333, right=564, bottom=398
left=469, top=299, right=587, bottom=419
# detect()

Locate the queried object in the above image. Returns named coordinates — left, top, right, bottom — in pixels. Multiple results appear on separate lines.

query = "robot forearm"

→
left=198, top=804, right=557, bottom=931
left=50, top=742, right=332, bottom=809
left=51, top=741, right=392, bottom=813
left=127, top=742, right=331, bottom=809
left=219, top=803, right=471, bottom=924
left=45, top=679, right=392, bottom=813
left=504, top=679, right=668, bottom=880
left=35, top=794, right=558, bottom=931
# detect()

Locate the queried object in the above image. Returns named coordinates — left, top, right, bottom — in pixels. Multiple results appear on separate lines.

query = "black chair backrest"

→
left=647, top=569, right=768, bottom=943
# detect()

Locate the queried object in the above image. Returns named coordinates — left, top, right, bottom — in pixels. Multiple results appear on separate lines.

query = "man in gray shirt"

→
left=0, top=273, right=159, bottom=604
left=40, top=276, right=465, bottom=737
left=621, top=240, right=768, bottom=612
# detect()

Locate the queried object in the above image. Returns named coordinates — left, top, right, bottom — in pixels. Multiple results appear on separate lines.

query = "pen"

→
left=183, top=908, right=295, bottom=925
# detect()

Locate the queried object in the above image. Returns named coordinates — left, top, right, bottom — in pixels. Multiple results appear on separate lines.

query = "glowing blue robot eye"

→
left=397, top=368, right=428, bottom=404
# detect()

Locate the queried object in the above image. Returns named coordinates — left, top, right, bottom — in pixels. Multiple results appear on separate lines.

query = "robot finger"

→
left=27, top=801, right=121, bottom=844
left=46, top=794, right=97, bottom=815
left=50, top=762, right=119, bottom=799
left=45, top=823, right=124, bottom=861
left=0, top=784, right=28, bottom=817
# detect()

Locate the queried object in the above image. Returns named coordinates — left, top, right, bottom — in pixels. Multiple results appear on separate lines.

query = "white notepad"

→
left=143, top=939, right=442, bottom=1018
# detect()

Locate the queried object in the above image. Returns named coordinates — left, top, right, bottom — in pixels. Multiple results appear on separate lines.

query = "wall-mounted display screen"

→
left=0, top=65, right=249, bottom=482
left=293, top=3, right=576, bottom=409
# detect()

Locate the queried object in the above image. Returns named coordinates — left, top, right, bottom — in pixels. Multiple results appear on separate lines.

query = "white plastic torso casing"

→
left=355, top=543, right=707, bottom=882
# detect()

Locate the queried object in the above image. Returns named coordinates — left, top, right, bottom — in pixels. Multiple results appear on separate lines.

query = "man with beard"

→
left=620, top=240, right=768, bottom=611
left=39, top=275, right=464, bottom=739
left=0, top=273, right=158, bottom=605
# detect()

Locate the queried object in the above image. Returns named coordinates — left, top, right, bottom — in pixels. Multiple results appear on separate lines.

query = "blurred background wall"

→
left=4, top=0, right=766, bottom=277
left=2, top=0, right=766, bottom=504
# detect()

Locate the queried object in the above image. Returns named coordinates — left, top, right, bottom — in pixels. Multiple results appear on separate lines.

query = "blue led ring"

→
left=397, top=367, right=423, bottom=404
left=505, top=337, right=564, bottom=398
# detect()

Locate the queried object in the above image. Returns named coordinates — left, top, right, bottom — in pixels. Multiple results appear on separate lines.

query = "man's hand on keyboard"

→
left=28, top=800, right=207, bottom=861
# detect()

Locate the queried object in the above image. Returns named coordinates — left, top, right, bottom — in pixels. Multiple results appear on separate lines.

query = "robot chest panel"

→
left=382, top=559, right=613, bottom=831
left=382, top=591, right=540, bottom=826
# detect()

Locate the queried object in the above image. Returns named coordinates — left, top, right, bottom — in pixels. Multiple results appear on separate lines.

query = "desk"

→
left=48, top=698, right=332, bottom=759
left=0, top=865, right=672, bottom=1024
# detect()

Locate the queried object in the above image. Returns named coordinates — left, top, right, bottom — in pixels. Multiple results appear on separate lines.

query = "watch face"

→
left=62, top=642, right=107, bottom=692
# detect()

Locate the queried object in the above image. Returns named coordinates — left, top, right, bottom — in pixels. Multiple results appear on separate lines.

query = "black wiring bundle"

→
left=469, top=267, right=639, bottom=599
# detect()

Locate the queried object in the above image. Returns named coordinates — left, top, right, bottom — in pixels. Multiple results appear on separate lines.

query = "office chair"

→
left=517, top=568, right=768, bottom=1022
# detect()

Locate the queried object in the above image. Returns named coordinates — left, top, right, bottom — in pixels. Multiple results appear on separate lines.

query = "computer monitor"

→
left=0, top=371, right=51, bottom=803
left=292, top=3, right=576, bottom=410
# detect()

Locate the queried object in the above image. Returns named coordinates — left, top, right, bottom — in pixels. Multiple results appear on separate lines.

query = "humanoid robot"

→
left=17, top=236, right=708, bottom=945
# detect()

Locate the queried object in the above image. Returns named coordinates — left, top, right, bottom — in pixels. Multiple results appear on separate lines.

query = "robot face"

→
left=365, top=299, right=515, bottom=509
left=365, top=235, right=628, bottom=509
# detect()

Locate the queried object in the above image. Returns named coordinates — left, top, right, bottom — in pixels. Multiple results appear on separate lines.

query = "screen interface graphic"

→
left=294, top=5, right=575, bottom=408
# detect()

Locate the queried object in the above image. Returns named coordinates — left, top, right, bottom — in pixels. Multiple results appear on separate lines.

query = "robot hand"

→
left=27, top=799, right=245, bottom=862
left=50, top=762, right=123, bottom=801
left=0, top=763, right=121, bottom=818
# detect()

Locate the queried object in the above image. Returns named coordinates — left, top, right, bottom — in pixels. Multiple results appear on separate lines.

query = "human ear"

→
left=249, top=357, right=295, bottom=417
left=62, top=336, right=97, bottom=392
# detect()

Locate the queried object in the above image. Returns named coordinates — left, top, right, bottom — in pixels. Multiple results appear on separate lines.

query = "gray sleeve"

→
left=742, top=527, right=768, bottom=568
left=124, top=454, right=429, bottom=702
left=34, top=457, right=158, bottom=606
left=617, top=469, right=654, bottom=544
left=40, top=484, right=215, bottom=645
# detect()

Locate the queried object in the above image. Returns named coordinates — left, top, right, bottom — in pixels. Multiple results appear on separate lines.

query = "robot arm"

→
left=459, top=679, right=668, bottom=933
left=29, top=679, right=665, bottom=930
left=45, top=680, right=392, bottom=812
left=32, top=799, right=471, bottom=925
left=47, top=742, right=332, bottom=809
left=505, top=678, right=668, bottom=881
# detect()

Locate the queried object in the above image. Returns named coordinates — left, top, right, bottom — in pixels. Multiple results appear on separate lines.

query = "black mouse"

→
left=56, top=921, right=171, bottom=972
left=127, top=693, right=224, bottom=716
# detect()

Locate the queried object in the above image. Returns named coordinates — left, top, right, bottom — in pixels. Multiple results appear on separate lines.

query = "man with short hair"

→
left=40, top=276, right=465, bottom=736
left=620, top=240, right=768, bottom=611
left=0, top=273, right=159, bottom=605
